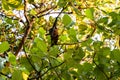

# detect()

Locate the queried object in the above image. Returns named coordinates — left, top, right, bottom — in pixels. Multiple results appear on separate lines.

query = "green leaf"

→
left=96, top=47, right=111, bottom=63
left=82, top=62, right=93, bottom=72
left=30, top=9, right=37, bottom=16
left=111, top=49, right=120, bottom=62
left=98, top=55, right=109, bottom=65
left=20, top=57, right=33, bottom=72
left=67, top=28, right=77, bottom=42
left=69, top=71, right=79, bottom=78
left=31, top=47, right=45, bottom=59
left=28, top=0, right=34, bottom=3
left=78, top=24, right=88, bottom=31
left=38, top=27, right=46, bottom=39
left=49, top=58, right=61, bottom=67
left=72, top=47, right=85, bottom=62
left=94, top=67, right=106, bottom=80
left=81, top=39, right=93, bottom=47
left=73, top=7, right=81, bottom=15
left=49, top=46, right=59, bottom=57
left=112, top=69, right=120, bottom=78
left=114, top=26, right=120, bottom=35
left=8, top=53, right=16, bottom=65
left=86, top=46, right=93, bottom=51
left=5, top=18, right=12, bottom=24
left=34, top=38, right=47, bottom=53
left=97, top=25, right=105, bottom=32
left=93, top=41, right=103, bottom=51
left=0, top=77, right=4, bottom=80
left=66, top=59, right=76, bottom=68
left=2, top=67, right=11, bottom=74
left=108, top=19, right=116, bottom=27
left=64, top=48, right=85, bottom=67
left=0, top=41, right=10, bottom=53
left=58, top=0, right=67, bottom=7
left=100, top=47, right=110, bottom=56
left=62, top=71, right=72, bottom=80
left=97, top=17, right=109, bottom=24
left=2, top=0, right=9, bottom=10
left=12, top=70, right=23, bottom=80
left=85, top=8, right=94, bottom=20
left=63, top=14, right=72, bottom=26
left=59, top=34, right=68, bottom=42
left=64, top=49, right=73, bottom=60
left=109, top=12, right=118, bottom=19
left=8, top=0, right=22, bottom=8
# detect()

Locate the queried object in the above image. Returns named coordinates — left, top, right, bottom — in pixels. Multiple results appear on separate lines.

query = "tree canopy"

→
left=0, top=0, right=120, bottom=80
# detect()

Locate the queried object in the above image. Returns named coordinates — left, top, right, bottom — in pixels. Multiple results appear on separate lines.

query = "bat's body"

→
left=47, top=7, right=66, bottom=46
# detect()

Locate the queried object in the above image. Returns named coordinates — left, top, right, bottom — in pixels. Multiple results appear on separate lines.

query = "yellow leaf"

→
left=22, top=72, right=28, bottom=80
left=0, top=19, right=2, bottom=24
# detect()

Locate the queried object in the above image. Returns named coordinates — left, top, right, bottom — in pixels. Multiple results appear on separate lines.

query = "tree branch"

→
left=24, top=0, right=30, bottom=25
left=41, top=61, right=65, bottom=77
left=37, top=11, right=73, bottom=18
left=15, top=0, right=34, bottom=56
left=0, top=72, right=11, bottom=78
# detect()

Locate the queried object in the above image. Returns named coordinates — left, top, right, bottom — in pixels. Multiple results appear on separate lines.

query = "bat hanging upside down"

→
left=48, top=27, right=58, bottom=46
left=46, top=7, right=66, bottom=46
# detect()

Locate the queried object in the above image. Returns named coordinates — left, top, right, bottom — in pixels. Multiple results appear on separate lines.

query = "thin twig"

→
left=48, top=59, right=62, bottom=80
left=57, top=40, right=86, bottom=45
left=0, top=12, right=24, bottom=24
left=56, top=45, right=64, bottom=57
left=37, top=11, right=73, bottom=18
left=41, top=61, right=65, bottom=77
left=0, top=72, right=11, bottom=78
left=28, top=61, right=64, bottom=80
left=32, top=3, right=44, bottom=9
left=37, top=5, right=57, bottom=15
left=23, top=48, right=38, bottom=72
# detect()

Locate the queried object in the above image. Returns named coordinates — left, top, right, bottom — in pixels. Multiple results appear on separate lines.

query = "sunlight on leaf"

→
left=22, top=72, right=28, bottom=80
left=63, top=14, right=72, bottom=27
left=0, top=41, right=10, bottom=53
left=85, top=8, right=94, bottom=20
left=111, top=49, right=120, bottom=62
left=8, top=52, right=16, bottom=65
left=12, top=70, right=23, bottom=80
left=67, top=28, right=77, bottom=42
left=34, top=38, right=47, bottom=53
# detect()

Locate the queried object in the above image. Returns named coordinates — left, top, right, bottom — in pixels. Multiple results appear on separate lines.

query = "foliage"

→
left=0, top=0, right=120, bottom=80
